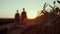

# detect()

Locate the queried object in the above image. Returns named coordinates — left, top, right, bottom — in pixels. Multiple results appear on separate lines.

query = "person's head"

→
left=23, top=8, right=25, bottom=11
left=17, top=10, right=18, bottom=13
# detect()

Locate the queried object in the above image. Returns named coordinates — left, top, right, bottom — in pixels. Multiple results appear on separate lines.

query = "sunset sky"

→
left=0, top=0, right=60, bottom=19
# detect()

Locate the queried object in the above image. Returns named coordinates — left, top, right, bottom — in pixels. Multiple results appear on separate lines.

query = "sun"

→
left=27, top=14, right=37, bottom=19
left=27, top=11, right=37, bottom=19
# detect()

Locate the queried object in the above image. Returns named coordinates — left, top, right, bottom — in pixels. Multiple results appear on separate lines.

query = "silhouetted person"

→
left=21, top=8, right=27, bottom=24
left=15, top=10, right=20, bottom=23
left=21, top=8, right=27, bottom=20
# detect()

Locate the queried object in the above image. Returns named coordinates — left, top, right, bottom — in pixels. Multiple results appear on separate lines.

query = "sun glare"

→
left=27, top=11, right=37, bottom=19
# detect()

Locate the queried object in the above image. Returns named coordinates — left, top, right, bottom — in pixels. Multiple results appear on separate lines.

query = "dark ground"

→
left=0, top=18, right=15, bottom=34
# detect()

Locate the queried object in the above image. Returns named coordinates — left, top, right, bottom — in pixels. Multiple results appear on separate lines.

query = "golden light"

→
left=27, top=11, right=37, bottom=19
